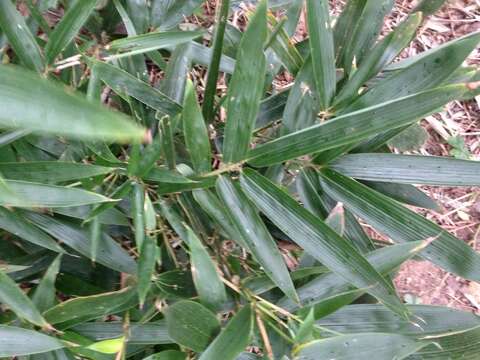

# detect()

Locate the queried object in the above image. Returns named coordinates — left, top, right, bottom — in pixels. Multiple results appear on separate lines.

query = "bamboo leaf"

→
left=334, top=13, right=422, bottom=105
left=44, top=287, right=137, bottom=327
left=216, top=175, right=299, bottom=303
left=0, top=65, right=146, bottom=142
left=92, top=60, right=182, bottom=117
left=331, top=153, right=480, bottom=186
left=0, top=0, right=44, bottom=72
left=306, top=0, right=335, bottom=110
left=202, top=0, right=230, bottom=122
left=32, top=254, right=62, bottom=312
left=183, top=80, right=212, bottom=173
left=45, top=0, right=97, bottom=64
left=222, top=0, right=267, bottom=163
left=165, top=300, right=220, bottom=352
left=294, top=333, right=428, bottom=360
left=0, top=162, right=115, bottom=183
left=0, top=180, right=113, bottom=208
left=413, top=0, right=448, bottom=16
left=240, top=169, right=408, bottom=319
left=247, top=84, right=470, bottom=167
left=0, top=207, right=64, bottom=253
left=319, top=168, right=480, bottom=281
left=0, top=270, right=49, bottom=327
left=151, top=0, right=204, bottom=30
left=199, top=305, right=253, bottom=360
left=107, top=31, right=204, bottom=59
left=0, top=326, right=64, bottom=357
left=186, top=226, right=227, bottom=311
left=23, top=212, right=137, bottom=274
left=347, top=31, right=480, bottom=112
left=318, top=304, right=480, bottom=336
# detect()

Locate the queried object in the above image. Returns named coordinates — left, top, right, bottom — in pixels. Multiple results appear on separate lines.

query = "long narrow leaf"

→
left=240, top=169, right=408, bottom=319
left=0, top=65, right=146, bottom=142
left=320, top=168, right=480, bottom=281
left=222, top=0, right=267, bottom=163
left=0, top=1, right=44, bottom=72
left=0, top=326, right=64, bottom=357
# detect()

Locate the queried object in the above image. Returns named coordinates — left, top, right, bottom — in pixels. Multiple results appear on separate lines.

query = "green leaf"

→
left=165, top=300, right=220, bottom=352
left=222, top=0, right=267, bottom=163
left=32, top=255, right=62, bottom=312
left=202, top=0, right=230, bottom=122
left=282, top=56, right=319, bottom=134
left=0, top=326, right=64, bottom=357
left=342, top=0, right=395, bottom=74
left=44, top=287, right=137, bottom=326
left=387, top=123, right=428, bottom=152
left=0, top=180, right=112, bottom=208
left=186, top=226, right=227, bottom=311
left=318, top=304, right=480, bottom=336
left=410, top=325, right=480, bottom=359
left=331, top=153, right=480, bottom=186
left=192, top=189, right=247, bottom=248
left=294, top=333, right=428, bottom=360
left=294, top=308, right=315, bottom=344
left=216, top=176, right=298, bottom=303
left=334, top=13, right=422, bottom=106
left=87, top=336, right=125, bottom=354
left=277, top=241, right=425, bottom=314
left=0, top=162, right=115, bottom=183
left=183, top=80, right=212, bottom=173
left=160, top=43, right=191, bottom=104
left=362, top=181, right=440, bottom=211
left=45, top=0, right=97, bottom=64
left=306, top=0, right=335, bottom=110
left=107, top=30, right=204, bottom=59
left=0, top=269, right=49, bottom=327
left=0, top=1, right=44, bottom=73
left=23, top=212, right=137, bottom=274
left=347, top=31, right=480, bottom=112
left=247, top=84, right=469, bottom=167
left=73, top=321, right=172, bottom=345
left=240, top=169, right=408, bottom=319
left=199, top=305, right=253, bottom=360
left=319, top=168, right=480, bottom=281
left=0, top=207, right=64, bottom=252
left=0, top=65, right=146, bottom=142
left=92, top=60, right=182, bottom=117
left=132, top=181, right=145, bottom=250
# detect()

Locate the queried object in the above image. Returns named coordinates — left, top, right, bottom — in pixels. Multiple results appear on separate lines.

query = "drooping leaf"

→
left=216, top=175, right=299, bottom=303
left=222, top=0, right=267, bottom=163
left=0, top=0, right=44, bottom=72
left=319, top=168, right=480, bottom=281
left=199, top=305, right=253, bottom=360
left=0, top=65, right=146, bottom=142
left=151, top=0, right=205, bottom=30
left=165, top=300, right=220, bottom=352
left=240, top=169, right=408, bottom=319
left=0, top=326, right=64, bottom=357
